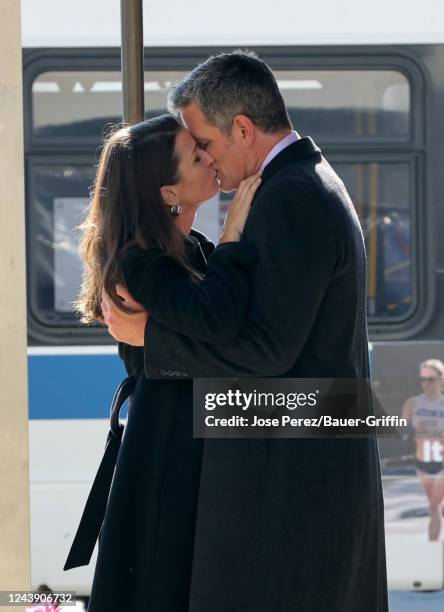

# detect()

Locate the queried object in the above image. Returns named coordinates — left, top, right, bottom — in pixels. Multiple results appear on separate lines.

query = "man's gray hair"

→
left=167, top=50, right=292, bottom=135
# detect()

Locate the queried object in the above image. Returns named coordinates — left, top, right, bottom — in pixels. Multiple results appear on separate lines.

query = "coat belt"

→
left=63, top=376, right=136, bottom=571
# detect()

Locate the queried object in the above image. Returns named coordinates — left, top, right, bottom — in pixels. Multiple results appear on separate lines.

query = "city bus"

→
left=22, top=0, right=444, bottom=595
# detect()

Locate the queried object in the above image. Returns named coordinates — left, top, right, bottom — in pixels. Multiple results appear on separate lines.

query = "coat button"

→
left=159, top=368, right=189, bottom=377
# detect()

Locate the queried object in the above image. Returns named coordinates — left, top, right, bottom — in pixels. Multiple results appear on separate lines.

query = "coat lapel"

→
left=260, top=136, right=322, bottom=185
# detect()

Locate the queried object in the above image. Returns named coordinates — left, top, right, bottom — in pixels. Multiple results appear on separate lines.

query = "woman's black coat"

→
left=141, top=139, right=389, bottom=612
left=83, top=233, right=256, bottom=612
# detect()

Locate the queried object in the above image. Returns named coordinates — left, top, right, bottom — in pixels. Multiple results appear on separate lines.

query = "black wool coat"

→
left=142, top=138, right=389, bottom=612
left=86, top=234, right=256, bottom=612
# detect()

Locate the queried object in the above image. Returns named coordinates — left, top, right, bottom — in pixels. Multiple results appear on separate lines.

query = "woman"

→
left=73, top=114, right=260, bottom=611
left=402, top=358, right=444, bottom=540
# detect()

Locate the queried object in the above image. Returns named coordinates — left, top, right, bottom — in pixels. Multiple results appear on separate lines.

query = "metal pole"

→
left=120, top=0, right=144, bottom=124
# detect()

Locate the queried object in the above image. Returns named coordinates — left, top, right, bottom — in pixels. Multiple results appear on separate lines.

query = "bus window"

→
left=275, top=70, right=410, bottom=142
left=333, top=161, right=412, bottom=319
left=32, top=71, right=188, bottom=142
left=28, top=163, right=95, bottom=327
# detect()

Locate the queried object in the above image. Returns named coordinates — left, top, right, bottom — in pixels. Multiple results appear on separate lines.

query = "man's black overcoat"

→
left=144, top=138, right=389, bottom=611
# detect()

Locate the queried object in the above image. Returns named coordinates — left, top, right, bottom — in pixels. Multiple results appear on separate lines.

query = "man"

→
left=103, top=51, right=388, bottom=611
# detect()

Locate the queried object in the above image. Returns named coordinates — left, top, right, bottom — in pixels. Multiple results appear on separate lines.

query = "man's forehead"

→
left=180, top=104, right=213, bottom=138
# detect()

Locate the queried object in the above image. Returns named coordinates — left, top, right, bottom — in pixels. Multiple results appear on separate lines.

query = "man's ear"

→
left=233, top=114, right=255, bottom=147
left=160, top=184, right=178, bottom=206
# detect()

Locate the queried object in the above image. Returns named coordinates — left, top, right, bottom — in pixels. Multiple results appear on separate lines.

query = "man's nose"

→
left=201, top=150, right=215, bottom=166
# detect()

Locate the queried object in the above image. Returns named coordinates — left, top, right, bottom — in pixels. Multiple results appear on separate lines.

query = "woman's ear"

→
left=160, top=184, right=178, bottom=206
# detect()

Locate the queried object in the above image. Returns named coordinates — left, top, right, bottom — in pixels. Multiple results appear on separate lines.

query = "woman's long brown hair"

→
left=75, top=113, right=193, bottom=324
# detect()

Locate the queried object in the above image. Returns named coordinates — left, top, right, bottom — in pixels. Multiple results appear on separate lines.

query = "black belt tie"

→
left=63, top=376, right=136, bottom=571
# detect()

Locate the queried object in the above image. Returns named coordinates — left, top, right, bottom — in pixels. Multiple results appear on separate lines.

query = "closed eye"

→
left=198, top=141, right=209, bottom=151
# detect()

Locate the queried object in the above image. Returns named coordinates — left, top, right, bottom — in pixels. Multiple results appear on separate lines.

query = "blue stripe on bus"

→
left=28, top=354, right=127, bottom=419
left=28, top=344, right=374, bottom=419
